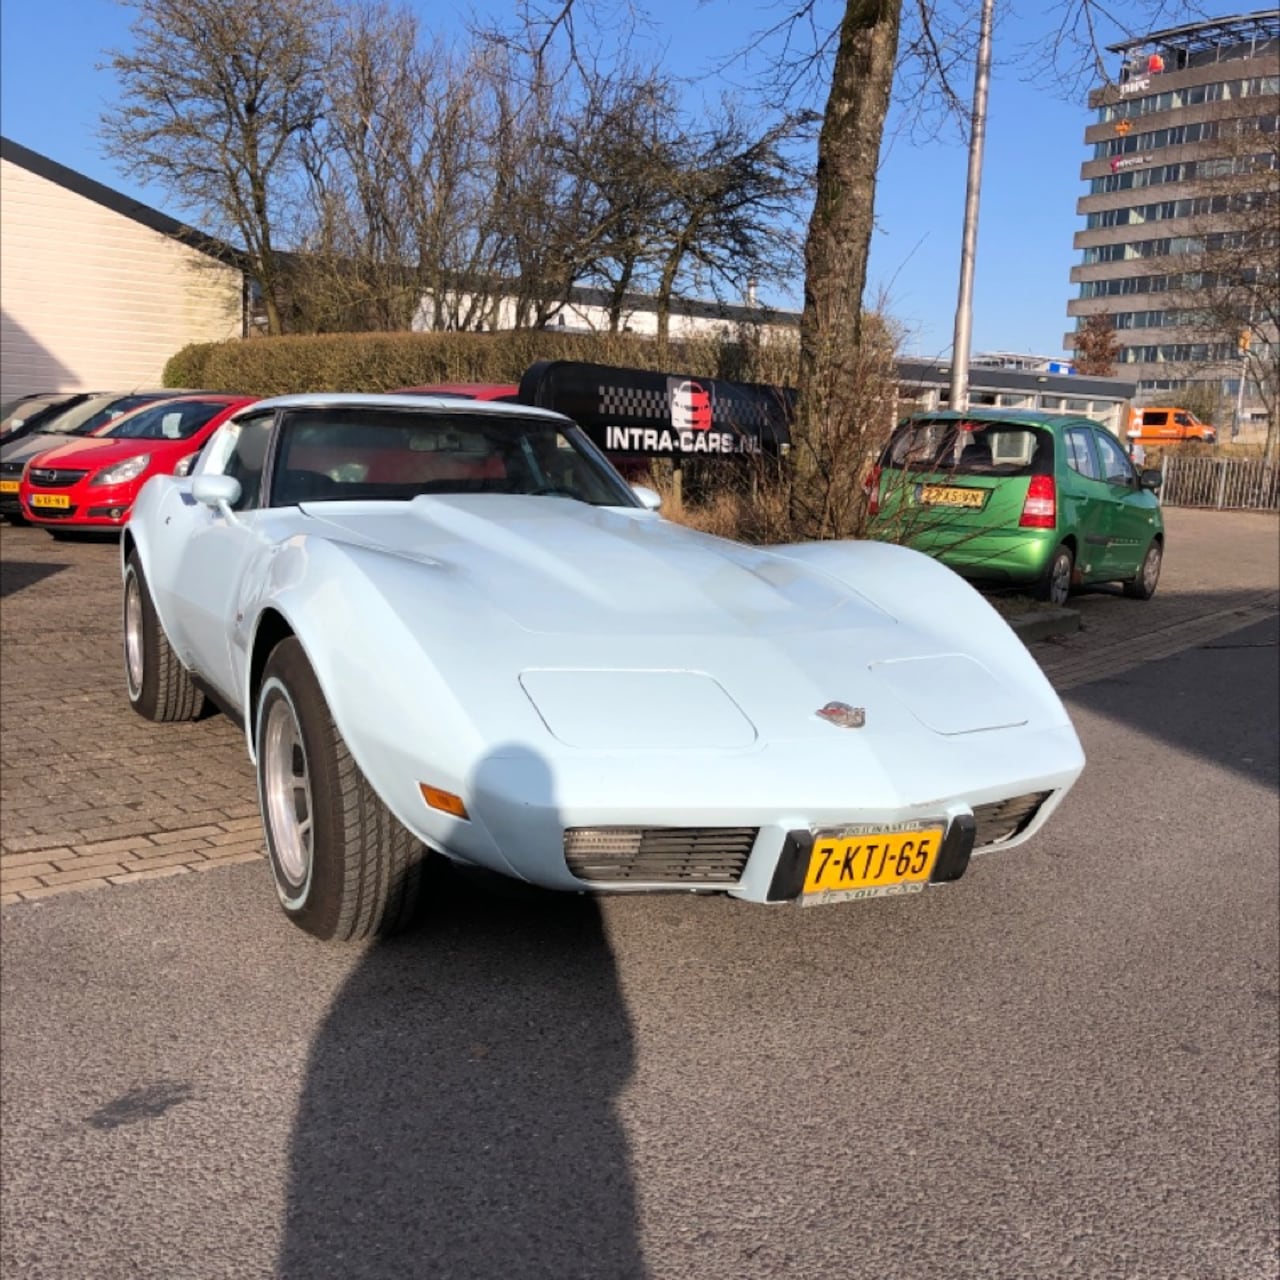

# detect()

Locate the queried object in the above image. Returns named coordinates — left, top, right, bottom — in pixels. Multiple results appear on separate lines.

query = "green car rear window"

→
left=883, top=419, right=1054, bottom=478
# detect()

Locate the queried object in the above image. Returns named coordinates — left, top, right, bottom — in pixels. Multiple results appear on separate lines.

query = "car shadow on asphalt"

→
left=1063, top=614, right=1279, bottom=790
left=278, top=747, right=646, bottom=1280
left=0, top=558, right=67, bottom=598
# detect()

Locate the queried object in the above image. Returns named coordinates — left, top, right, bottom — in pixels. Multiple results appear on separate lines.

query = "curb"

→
left=1005, top=607, right=1082, bottom=644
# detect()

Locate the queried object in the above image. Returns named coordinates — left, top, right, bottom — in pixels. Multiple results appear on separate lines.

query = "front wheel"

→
left=1123, top=539, right=1162, bottom=600
left=1034, top=542, right=1074, bottom=608
left=256, top=637, right=427, bottom=940
left=123, top=551, right=205, bottom=721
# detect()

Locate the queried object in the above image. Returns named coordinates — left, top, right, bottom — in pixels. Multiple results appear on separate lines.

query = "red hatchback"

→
left=20, top=395, right=255, bottom=533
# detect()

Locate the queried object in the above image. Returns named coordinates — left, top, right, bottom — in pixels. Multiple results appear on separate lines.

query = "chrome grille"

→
left=564, top=827, right=757, bottom=884
left=27, top=468, right=87, bottom=488
left=973, top=791, right=1051, bottom=848
left=0, top=462, right=23, bottom=479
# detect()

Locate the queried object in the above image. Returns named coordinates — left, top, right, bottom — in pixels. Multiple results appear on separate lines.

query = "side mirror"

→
left=631, top=484, right=662, bottom=512
left=191, top=474, right=243, bottom=516
left=1140, top=469, right=1162, bottom=492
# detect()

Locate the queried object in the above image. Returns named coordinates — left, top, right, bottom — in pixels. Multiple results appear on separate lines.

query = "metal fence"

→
left=1160, top=456, right=1280, bottom=511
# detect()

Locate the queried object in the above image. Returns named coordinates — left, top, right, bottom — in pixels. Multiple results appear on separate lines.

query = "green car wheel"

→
left=1123, top=539, right=1162, bottom=600
left=1035, top=542, right=1074, bottom=607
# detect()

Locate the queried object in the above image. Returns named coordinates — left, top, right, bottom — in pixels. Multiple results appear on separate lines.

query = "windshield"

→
left=75, top=394, right=174, bottom=436
left=884, top=418, right=1054, bottom=478
left=270, top=407, right=638, bottom=508
left=105, top=399, right=227, bottom=441
left=32, top=394, right=161, bottom=437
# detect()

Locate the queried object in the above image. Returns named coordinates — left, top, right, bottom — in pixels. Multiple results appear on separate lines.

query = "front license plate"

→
left=802, top=825, right=943, bottom=905
left=919, top=485, right=986, bottom=509
left=31, top=493, right=71, bottom=510
left=0, top=480, right=18, bottom=494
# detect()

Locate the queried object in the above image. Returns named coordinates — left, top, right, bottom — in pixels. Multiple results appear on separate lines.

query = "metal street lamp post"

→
left=949, top=0, right=996, bottom=413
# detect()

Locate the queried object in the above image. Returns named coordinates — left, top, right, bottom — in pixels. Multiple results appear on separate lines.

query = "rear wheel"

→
left=1034, top=542, right=1074, bottom=608
left=1123, top=539, right=1162, bottom=600
left=256, top=637, right=427, bottom=940
left=123, top=551, right=205, bottom=721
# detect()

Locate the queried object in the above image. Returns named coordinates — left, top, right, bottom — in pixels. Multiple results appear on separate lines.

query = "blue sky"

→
left=0, top=0, right=1246, bottom=359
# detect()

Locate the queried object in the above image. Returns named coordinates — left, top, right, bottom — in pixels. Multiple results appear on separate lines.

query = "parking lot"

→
left=2, top=507, right=1276, bottom=905
left=1, top=508, right=1277, bottom=1279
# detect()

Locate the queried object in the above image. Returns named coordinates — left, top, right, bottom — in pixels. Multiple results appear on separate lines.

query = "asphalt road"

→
left=2, top=612, right=1276, bottom=1279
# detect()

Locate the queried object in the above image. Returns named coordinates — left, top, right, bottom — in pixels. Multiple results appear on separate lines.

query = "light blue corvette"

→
left=122, top=394, right=1084, bottom=940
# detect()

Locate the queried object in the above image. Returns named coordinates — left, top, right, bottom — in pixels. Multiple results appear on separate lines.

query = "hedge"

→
left=165, top=329, right=800, bottom=397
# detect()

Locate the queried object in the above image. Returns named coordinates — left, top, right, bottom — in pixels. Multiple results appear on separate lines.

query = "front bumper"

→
left=21, top=489, right=132, bottom=528
left=411, top=721, right=1084, bottom=901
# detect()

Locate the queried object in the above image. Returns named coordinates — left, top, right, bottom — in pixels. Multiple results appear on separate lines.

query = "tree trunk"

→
left=608, top=257, right=635, bottom=332
left=794, top=0, right=902, bottom=534
left=262, top=290, right=285, bottom=337
left=656, top=245, right=683, bottom=349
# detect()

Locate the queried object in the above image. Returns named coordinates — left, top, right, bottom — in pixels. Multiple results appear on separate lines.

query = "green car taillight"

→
left=1019, top=475, right=1056, bottom=529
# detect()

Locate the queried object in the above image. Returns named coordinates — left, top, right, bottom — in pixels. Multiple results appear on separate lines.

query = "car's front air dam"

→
left=469, top=722, right=1082, bottom=896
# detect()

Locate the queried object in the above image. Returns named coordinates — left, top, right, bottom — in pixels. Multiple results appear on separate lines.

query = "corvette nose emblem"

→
left=816, top=701, right=865, bottom=729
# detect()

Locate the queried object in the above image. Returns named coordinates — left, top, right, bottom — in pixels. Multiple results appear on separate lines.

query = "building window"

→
left=1099, top=76, right=1280, bottom=123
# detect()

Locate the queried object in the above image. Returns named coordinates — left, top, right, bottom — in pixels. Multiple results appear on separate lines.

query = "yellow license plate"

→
left=31, top=493, right=70, bottom=509
left=0, top=480, right=18, bottom=494
left=802, top=826, right=943, bottom=905
left=920, top=485, right=986, bottom=509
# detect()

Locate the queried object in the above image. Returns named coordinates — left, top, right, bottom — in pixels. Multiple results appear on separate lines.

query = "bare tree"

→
left=103, top=0, right=336, bottom=335
left=297, top=5, right=515, bottom=334
left=552, top=71, right=683, bottom=330
left=1183, top=127, right=1280, bottom=457
left=1073, top=313, right=1122, bottom=375
left=651, top=103, right=810, bottom=345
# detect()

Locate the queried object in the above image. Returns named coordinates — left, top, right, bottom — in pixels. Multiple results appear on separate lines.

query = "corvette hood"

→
left=302, top=495, right=893, bottom=638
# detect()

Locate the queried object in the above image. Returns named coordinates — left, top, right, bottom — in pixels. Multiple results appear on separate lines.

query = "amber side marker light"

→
left=420, top=784, right=469, bottom=820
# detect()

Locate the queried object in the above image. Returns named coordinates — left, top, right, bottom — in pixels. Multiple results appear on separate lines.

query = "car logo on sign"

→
left=669, top=379, right=713, bottom=432
left=816, top=701, right=866, bottom=729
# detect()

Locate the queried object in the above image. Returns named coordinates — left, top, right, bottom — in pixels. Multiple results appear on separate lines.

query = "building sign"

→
left=1119, top=77, right=1150, bottom=96
left=1111, top=154, right=1153, bottom=172
left=517, top=360, right=794, bottom=458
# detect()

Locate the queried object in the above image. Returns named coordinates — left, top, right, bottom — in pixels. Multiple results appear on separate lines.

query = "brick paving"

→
left=1, top=528, right=260, bottom=905
left=1, top=508, right=1276, bottom=904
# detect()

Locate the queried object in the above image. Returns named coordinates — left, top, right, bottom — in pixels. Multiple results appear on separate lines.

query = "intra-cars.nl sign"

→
left=518, top=360, right=794, bottom=458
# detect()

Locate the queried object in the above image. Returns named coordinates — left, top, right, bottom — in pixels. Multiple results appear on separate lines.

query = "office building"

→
left=1066, top=11, right=1279, bottom=426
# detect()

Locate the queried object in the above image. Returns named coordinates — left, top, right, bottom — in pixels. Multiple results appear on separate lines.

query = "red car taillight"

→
left=863, top=464, right=883, bottom=516
left=1019, top=474, right=1056, bottom=529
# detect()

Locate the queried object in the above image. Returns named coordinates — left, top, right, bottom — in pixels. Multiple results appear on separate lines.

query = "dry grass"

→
left=647, top=465, right=800, bottom=544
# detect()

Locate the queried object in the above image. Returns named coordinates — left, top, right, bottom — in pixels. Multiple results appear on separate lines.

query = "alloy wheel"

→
left=124, top=572, right=144, bottom=698
left=263, top=695, right=314, bottom=889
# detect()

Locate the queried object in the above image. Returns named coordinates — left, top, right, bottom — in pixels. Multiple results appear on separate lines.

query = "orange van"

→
left=1127, top=406, right=1217, bottom=444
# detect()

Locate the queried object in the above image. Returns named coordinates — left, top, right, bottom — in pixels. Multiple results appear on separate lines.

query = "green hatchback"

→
left=866, top=409, right=1165, bottom=606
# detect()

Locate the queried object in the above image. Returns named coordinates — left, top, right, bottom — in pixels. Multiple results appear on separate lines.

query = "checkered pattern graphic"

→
left=597, top=380, right=790, bottom=431
left=715, top=389, right=789, bottom=430
left=597, top=383, right=670, bottom=421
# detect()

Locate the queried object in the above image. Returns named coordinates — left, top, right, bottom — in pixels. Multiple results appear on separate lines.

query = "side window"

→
left=1064, top=428, right=1101, bottom=480
left=1094, top=431, right=1136, bottom=485
left=1142, top=410, right=1168, bottom=427
left=197, top=412, right=274, bottom=510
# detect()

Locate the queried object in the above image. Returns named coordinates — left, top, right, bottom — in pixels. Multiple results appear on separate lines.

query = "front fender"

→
left=122, top=475, right=193, bottom=654
left=242, top=537, right=528, bottom=878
